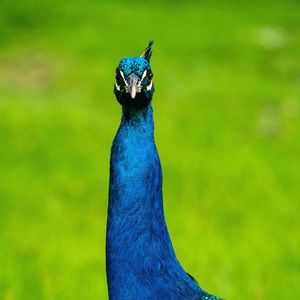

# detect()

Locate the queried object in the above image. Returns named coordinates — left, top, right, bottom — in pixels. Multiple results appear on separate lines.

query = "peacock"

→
left=106, top=41, right=224, bottom=300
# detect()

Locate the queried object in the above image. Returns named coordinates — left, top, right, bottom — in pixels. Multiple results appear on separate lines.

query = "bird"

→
left=106, top=41, right=224, bottom=300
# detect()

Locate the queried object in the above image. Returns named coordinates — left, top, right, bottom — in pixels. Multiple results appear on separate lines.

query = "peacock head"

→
left=114, top=41, right=154, bottom=109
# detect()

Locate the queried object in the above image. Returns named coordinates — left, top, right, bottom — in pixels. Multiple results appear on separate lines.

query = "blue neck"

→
left=107, top=104, right=162, bottom=233
left=121, top=104, right=154, bottom=131
left=107, top=104, right=168, bottom=295
left=106, top=103, right=202, bottom=300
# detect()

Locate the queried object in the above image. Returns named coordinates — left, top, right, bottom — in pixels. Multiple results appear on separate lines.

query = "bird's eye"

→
left=116, top=71, right=122, bottom=83
left=116, top=70, right=128, bottom=86
left=147, top=72, right=153, bottom=81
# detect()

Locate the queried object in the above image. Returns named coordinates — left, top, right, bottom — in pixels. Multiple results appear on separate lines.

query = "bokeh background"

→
left=0, top=0, right=299, bottom=299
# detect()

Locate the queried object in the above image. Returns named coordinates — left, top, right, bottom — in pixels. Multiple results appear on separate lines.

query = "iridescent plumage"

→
left=106, top=41, right=224, bottom=300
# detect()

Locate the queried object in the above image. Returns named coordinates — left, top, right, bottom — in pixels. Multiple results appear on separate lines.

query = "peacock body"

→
left=106, top=41, right=224, bottom=300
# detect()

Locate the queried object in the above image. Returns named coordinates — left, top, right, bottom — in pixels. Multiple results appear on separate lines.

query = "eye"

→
left=116, top=70, right=128, bottom=86
left=115, top=70, right=122, bottom=84
left=147, top=71, right=153, bottom=81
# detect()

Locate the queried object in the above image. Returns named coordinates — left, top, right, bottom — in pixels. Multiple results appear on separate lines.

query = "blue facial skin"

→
left=107, top=56, right=223, bottom=300
left=114, top=57, right=154, bottom=109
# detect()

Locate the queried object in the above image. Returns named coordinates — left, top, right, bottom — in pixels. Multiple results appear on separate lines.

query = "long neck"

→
left=107, top=103, right=176, bottom=283
left=106, top=103, right=196, bottom=299
left=108, top=103, right=157, bottom=212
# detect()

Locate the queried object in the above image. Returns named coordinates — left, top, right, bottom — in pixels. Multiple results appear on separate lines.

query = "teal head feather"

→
left=114, top=41, right=154, bottom=109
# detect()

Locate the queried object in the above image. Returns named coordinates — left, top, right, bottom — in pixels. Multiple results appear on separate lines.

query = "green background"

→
left=0, top=1, right=299, bottom=299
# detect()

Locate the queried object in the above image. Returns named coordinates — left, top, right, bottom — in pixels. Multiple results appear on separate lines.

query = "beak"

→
left=126, top=73, right=141, bottom=99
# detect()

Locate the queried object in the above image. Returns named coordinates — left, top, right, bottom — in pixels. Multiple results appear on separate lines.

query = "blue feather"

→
left=106, top=42, right=224, bottom=300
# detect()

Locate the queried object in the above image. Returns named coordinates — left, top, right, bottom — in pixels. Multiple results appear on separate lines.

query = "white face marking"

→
left=139, top=70, right=147, bottom=85
left=146, top=80, right=153, bottom=91
left=115, top=81, right=120, bottom=91
left=119, top=70, right=128, bottom=86
left=117, top=69, right=152, bottom=93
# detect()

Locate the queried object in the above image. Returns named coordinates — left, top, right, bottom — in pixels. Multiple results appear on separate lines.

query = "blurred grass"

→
left=0, top=0, right=299, bottom=299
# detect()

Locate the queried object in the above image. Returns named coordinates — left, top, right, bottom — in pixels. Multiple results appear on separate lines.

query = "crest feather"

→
left=140, top=40, right=153, bottom=62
